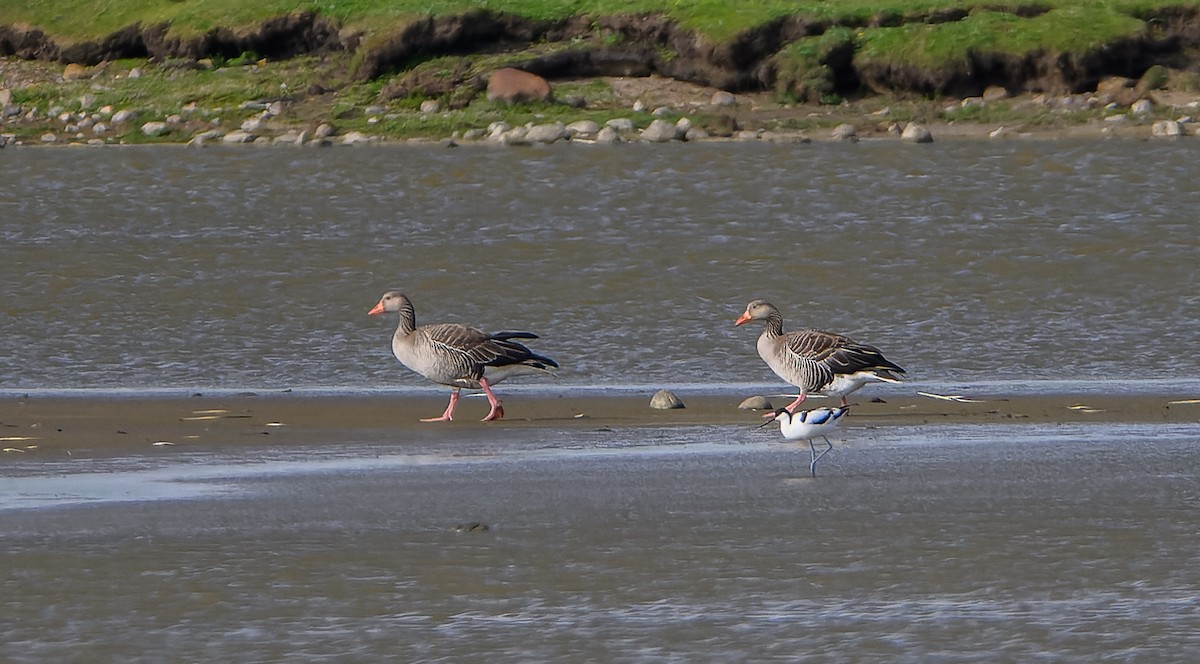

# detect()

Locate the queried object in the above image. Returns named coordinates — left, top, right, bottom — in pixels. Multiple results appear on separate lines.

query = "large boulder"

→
left=486, top=68, right=552, bottom=104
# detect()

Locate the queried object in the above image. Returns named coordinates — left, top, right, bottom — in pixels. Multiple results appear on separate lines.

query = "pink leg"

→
left=479, top=378, right=505, bottom=421
left=785, top=393, right=808, bottom=413
left=421, top=389, right=460, bottom=422
left=761, top=393, right=808, bottom=418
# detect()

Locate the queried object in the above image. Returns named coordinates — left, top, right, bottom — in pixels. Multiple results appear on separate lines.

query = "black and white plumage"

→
left=368, top=291, right=558, bottom=421
left=735, top=299, right=905, bottom=412
left=760, top=405, right=850, bottom=477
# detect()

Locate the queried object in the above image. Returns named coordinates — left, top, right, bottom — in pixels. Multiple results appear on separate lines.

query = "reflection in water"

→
left=2, top=141, right=1198, bottom=391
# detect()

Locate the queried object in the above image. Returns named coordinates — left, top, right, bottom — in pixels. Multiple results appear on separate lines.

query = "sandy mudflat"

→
left=1, top=390, right=1197, bottom=457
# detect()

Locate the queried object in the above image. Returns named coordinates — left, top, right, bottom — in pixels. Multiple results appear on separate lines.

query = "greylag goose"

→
left=759, top=406, right=850, bottom=477
left=735, top=299, right=905, bottom=411
left=368, top=291, right=558, bottom=421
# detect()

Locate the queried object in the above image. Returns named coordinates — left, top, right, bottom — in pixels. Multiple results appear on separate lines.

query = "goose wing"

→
left=784, top=329, right=905, bottom=377
left=422, top=324, right=556, bottom=371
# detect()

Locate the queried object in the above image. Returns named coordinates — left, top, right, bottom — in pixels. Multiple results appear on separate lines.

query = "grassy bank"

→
left=3, top=0, right=1200, bottom=145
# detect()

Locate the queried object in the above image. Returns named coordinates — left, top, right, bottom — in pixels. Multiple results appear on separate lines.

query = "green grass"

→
left=854, top=7, right=1148, bottom=70
left=0, top=0, right=1188, bottom=44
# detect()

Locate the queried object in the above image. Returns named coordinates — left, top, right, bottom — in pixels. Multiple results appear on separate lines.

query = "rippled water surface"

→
left=4, top=141, right=1200, bottom=661
left=2, top=141, right=1198, bottom=391
left=3, top=423, right=1200, bottom=661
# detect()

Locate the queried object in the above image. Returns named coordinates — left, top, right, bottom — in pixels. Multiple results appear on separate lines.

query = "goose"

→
left=368, top=291, right=558, bottom=421
left=759, top=406, right=850, bottom=477
left=735, top=299, right=905, bottom=412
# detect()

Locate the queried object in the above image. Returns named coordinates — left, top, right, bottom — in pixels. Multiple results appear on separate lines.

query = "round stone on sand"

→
left=650, top=389, right=685, bottom=409
left=738, top=396, right=774, bottom=411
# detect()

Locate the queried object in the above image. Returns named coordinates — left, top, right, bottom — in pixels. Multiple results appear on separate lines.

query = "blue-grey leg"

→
left=808, top=435, right=834, bottom=477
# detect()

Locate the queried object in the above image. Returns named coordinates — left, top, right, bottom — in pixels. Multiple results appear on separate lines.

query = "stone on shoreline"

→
left=641, top=118, right=677, bottom=142
left=221, top=130, right=254, bottom=144
left=1151, top=120, right=1184, bottom=137
left=111, top=109, right=137, bottom=124
left=565, top=120, right=599, bottom=138
left=901, top=122, right=933, bottom=143
left=525, top=122, right=565, bottom=144
left=140, top=121, right=170, bottom=137
left=594, top=126, right=621, bottom=144
left=832, top=123, right=857, bottom=140
left=606, top=118, right=635, bottom=132
left=650, top=389, right=685, bottom=410
left=738, top=396, right=773, bottom=411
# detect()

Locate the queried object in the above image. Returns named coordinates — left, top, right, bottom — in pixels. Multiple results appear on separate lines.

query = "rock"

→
left=78, top=94, right=96, bottom=110
left=711, top=91, right=737, bottom=107
left=1104, top=114, right=1129, bottom=124
left=62, top=64, right=89, bottom=81
left=684, top=127, right=709, bottom=141
left=0, top=134, right=5, bottom=149
left=41, top=133, right=57, bottom=144
left=419, top=99, right=441, bottom=113
left=241, top=117, right=264, bottom=132
left=738, top=396, right=774, bottom=411
left=651, top=106, right=673, bottom=117
left=92, top=122, right=108, bottom=135
left=605, top=118, right=635, bottom=132
left=560, top=95, right=587, bottom=109
left=982, top=86, right=1009, bottom=102
left=565, top=120, right=599, bottom=138
left=675, top=117, right=692, bottom=137
left=525, top=122, right=565, bottom=144
left=0, top=89, right=10, bottom=107
left=1151, top=120, right=1184, bottom=137
left=267, top=101, right=283, bottom=117
left=960, top=96, right=984, bottom=108
left=1131, top=99, right=1153, bottom=116
left=640, top=118, right=678, bottom=142
left=140, top=121, right=170, bottom=137
left=988, top=126, right=1010, bottom=139
left=127, top=67, right=143, bottom=79
left=499, top=125, right=531, bottom=146
left=486, top=68, right=552, bottom=104
left=3, top=104, right=20, bottom=118
left=650, top=389, right=685, bottom=410
left=193, top=129, right=223, bottom=142
left=632, top=100, right=646, bottom=112
left=364, top=105, right=386, bottom=116
left=111, top=109, right=137, bottom=124
left=831, top=123, right=857, bottom=140
left=901, top=122, right=933, bottom=143
left=313, top=122, right=336, bottom=138
left=461, top=128, right=487, bottom=141
left=594, top=126, right=621, bottom=144
left=341, top=131, right=372, bottom=145
left=221, top=130, right=255, bottom=144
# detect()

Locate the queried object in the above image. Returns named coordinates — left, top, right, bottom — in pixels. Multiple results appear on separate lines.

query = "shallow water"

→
left=2, top=141, right=1198, bottom=392
left=3, top=422, right=1200, bottom=661
left=4, top=141, right=1200, bottom=661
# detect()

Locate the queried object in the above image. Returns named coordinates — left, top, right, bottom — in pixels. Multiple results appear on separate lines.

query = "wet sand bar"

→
left=2, top=390, right=1197, bottom=455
